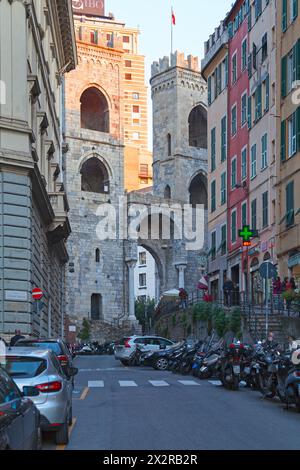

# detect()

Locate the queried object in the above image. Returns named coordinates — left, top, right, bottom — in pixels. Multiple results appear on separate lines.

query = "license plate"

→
left=244, top=367, right=250, bottom=375
left=233, top=365, right=240, bottom=374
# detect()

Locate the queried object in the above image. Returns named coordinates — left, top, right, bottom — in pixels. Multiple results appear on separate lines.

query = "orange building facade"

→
left=72, top=3, right=152, bottom=191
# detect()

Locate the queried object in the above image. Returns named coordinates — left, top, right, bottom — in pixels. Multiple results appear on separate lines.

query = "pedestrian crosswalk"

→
left=83, top=379, right=201, bottom=388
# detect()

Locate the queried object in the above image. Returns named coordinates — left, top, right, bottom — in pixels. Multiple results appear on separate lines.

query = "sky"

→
left=106, top=0, right=233, bottom=147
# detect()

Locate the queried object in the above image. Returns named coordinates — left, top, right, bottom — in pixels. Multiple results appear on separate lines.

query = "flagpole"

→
left=171, top=6, right=173, bottom=57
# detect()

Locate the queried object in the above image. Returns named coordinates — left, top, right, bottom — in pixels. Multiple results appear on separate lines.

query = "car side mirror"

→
left=23, top=386, right=39, bottom=397
left=69, top=367, right=78, bottom=377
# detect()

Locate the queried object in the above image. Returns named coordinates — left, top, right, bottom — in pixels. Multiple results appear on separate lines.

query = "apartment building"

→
left=202, top=22, right=229, bottom=299
left=276, top=0, right=300, bottom=282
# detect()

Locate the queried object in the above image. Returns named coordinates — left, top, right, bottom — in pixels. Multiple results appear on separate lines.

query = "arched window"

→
left=164, top=185, right=171, bottom=199
left=189, top=173, right=208, bottom=209
left=95, top=249, right=100, bottom=263
left=188, top=105, right=207, bottom=148
left=167, top=133, right=172, bottom=156
left=81, top=157, right=110, bottom=194
left=80, top=87, right=109, bottom=133
left=91, top=294, right=102, bottom=320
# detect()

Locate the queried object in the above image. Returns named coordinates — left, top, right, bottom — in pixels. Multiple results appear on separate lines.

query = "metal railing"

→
left=154, top=291, right=300, bottom=322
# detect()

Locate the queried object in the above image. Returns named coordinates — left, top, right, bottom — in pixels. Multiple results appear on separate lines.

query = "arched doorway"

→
left=91, top=294, right=103, bottom=320
left=164, top=185, right=171, bottom=199
left=189, top=173, right=208, bottom=209
left=80, top=87, right=109, bottom=132
left=80, top=157, right=110, bottom=194
left=188, top=105, right=207, bottom=148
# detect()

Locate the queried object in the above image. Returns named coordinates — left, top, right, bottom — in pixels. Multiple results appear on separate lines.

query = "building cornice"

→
left=48, top=0, right=77, bottom=73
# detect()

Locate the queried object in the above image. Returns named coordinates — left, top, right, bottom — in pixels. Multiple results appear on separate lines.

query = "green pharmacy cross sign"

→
left=239, top=226, right=258, bottom=247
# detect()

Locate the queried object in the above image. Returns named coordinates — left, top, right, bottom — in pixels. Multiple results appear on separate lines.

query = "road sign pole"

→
left=266, top=261, right=269, bottom=337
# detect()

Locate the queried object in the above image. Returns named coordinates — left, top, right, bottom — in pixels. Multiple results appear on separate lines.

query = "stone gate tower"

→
left=149, top=52, right=208, bottom=292
left=151, top=51, right=208, bottom=205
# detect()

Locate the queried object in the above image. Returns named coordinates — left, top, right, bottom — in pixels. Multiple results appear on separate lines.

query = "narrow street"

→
left=44, top=356, right=300, bottom=451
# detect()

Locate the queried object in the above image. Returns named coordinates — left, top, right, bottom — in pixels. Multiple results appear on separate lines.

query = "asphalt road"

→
left=43, top=355, right=300, bottom=451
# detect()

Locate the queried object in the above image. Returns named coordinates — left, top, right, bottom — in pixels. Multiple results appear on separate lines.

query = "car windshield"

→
left=16, top=341, right=61, bottom=355
left=3, top=357, right=47, bottom=378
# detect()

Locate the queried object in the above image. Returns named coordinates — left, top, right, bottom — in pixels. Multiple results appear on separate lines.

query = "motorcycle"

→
left=220, top=342, right=245, bottom=390
left=276, top=348, right=300, bottom=412
left=128, top=344, right=151, bottom=367
left=256, top=346, right=281, bottom=398
left=177, top=341, right=203, bottom=375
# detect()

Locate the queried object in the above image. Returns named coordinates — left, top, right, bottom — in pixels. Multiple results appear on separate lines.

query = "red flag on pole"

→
left=172, top=8, right=176, bottom=25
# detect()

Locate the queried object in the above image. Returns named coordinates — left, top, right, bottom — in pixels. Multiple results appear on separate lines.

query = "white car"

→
left=114, top=336, right=174, bottom=365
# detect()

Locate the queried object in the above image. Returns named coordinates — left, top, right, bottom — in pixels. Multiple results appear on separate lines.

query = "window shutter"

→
left=248, top=8, right=252, bottom=31
left=282, top=0, right=287, bottom=32
left=248, top=53, right=252, bottom=78
left=297, top=107, right=300, bottom=152
left=248, top=95, right=252, bottom=129
left=265, top=74, right=270, bottom=112
left=257, top=84, right=262, bottom=119
left=208, top=76, right=211, bottom=105
left=228, top=22, right=233, bottom=39
left=293, top=0, right=298, bottom=20
left=225, top=56, right=229, bottom=86
left=281, top=55, right=287, bottom=98
left=281, top=120, right=286, bottom=161
left=297, top=39, right=300, bottom=80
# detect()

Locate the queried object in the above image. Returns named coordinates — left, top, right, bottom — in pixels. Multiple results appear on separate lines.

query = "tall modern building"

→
left=276, top=0, right=300, bottom=281
left=0, top=0, right=76, bottom=339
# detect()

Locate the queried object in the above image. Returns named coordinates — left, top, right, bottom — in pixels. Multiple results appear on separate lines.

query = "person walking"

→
left=223, top=278, right=234, bottom=307
left=179, top=288, right=188, bottom=309
left=10, top=330, right=25, bottom=347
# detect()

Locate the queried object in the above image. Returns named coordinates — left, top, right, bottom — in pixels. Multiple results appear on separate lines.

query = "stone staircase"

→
left=244, top=312, right=285, bottom=344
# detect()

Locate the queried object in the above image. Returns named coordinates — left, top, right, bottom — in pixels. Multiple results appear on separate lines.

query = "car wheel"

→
left=120, top=360, right=129, bottom=366
left=155, top=358, right=168, bottom=371
left=68, top=406, right=73, bottom=426
left=55, top=418, right=69, bottom=446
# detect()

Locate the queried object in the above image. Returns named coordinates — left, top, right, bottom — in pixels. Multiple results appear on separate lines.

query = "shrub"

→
left=229, top=308, right=242, bottom=335
left=78, top=318, right=90, bottom=341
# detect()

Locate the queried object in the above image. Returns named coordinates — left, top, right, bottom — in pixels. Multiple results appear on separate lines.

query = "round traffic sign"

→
left=259, top=262, right=277, bottom=279
left=32, top=288, right=43, bottom=301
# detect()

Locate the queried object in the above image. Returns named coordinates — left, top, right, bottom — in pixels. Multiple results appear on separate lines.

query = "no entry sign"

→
left=32, top=288, right=43, bottom=301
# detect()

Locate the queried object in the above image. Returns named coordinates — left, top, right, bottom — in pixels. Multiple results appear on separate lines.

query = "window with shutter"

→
left=281, top=120, right=287, bottom=161
left=286, top=181, right=294, bottom=227
left=251, top=199, right=257, bottom=230
left=248, top=95, right=252, bottom=129
left=282, top=0, right=288, bottom=31
left=211, top=128, right=216, bottom=172
left=211, top=181, right=216, bottom=213
left=221, top=116, right=227, bottom=162
left=208, top=76, right=212, bottom=105
left=281, top=55, right=287, bottom=97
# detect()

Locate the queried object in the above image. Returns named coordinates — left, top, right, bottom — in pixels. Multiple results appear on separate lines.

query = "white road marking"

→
left=119, top=381, right=138, bottom=387
left=88, top=381, right=104, bottom=388
left=208, top=380, right=223, bottom=386
left=149, top=380, right=170, bottom=387
left=79, top=368, right=127, bottom=372
left=178, top=380, right=200, bottom=386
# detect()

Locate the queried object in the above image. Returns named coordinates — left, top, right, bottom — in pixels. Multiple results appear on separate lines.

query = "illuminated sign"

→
left=239, top=226, right=258, bottom=247
left=72, top=0, right=104, bottom=16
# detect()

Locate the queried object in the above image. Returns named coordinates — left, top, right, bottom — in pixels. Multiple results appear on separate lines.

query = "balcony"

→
left=47, top=182, right=71, bottom=244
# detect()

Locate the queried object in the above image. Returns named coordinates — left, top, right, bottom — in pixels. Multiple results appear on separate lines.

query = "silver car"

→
left=114, top=336, right=174, bottom=365
left=3, top=347, right=77, bottom=445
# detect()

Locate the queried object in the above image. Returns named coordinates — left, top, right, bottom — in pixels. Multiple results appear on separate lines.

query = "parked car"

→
left=3, top=347, right=78, bottom=445
left=14, top=338, right=75, bottom=384
left=0, top=364, right=41, bottom=449
left=114, top=336, right=174, bottom=365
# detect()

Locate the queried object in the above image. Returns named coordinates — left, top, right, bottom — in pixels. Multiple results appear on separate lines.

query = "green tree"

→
left=78, top=318, right=90, bottom=342
left=135, top=297, right=156, bottom=332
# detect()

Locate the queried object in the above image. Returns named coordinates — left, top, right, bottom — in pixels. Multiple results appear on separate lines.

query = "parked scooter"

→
left=220, top=341, right=245, bottom=390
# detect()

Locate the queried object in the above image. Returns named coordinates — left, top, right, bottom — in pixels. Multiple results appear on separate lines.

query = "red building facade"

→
left=226, top=1, right=250, bottom=295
